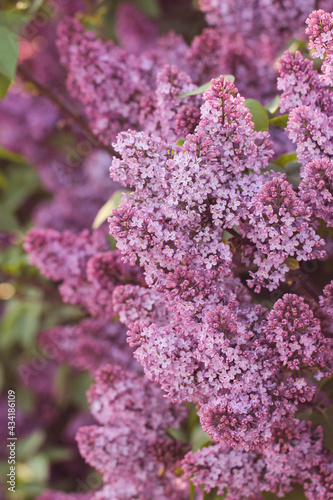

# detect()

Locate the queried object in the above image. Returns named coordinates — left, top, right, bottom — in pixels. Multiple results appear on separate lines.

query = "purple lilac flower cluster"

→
left=307, top=9, right=333, bottom=85
left=15, top=3, right=333, bottom=500
left=109, top=77, right=324, bottom=291
left=278, top=9, right=333, bottom=229
left=183, top=423, right=332, bottom=500
left=23, top=228, right=144, bottom=317
left=76, top=365, right=189, bottom=500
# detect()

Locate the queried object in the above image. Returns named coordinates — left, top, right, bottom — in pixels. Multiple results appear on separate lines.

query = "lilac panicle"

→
left=76, top=365, right=188, bottom=500
left=299, top=157, right=333, bottom=227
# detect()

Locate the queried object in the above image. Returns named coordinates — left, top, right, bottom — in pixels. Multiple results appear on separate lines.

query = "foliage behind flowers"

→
left=0, top=1, right=333, bottom=500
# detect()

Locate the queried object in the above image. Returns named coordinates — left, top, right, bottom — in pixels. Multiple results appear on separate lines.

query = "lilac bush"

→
left=1, top=1, right=333, bottom=499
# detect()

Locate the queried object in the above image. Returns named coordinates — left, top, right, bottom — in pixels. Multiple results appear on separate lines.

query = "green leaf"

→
left=269, top=114, right=289, bottom=129
left=0, top=146, right=26, bottom=163
left=0, top=363, right=4, bottom=392
left=0, top=299, right=43, bottom=351
left=28, top=0, right=45, bottom=15
left=176, top=138, right=186, bottom=146
left=2, top=164, right=41, bottom=211
left=245, top=99, right=269, bottom=132
left=178, top=75, right=234, bottom=98
left=0, top=245, right=29, bottom=275
left=265, top=95, right=280, bottom=116
left=191, top=423, right=212, bottom=452
left=16, top=386, right=35, bottom=413
left=272, top=152, right=297, bottom=168
left=168, top=427, right=187, bottom=443
left=284, top=257, right=300, bottom=270
left=295, top=407, right=313, bottom=422
left=14, top=483, right=44, bottom=497
left=190, top=481, right=195, bottom=500
left=179, top=82, right=211, bottom=98
left=134, top=0, right=161, bottom=18
left=284, top=161, right=301, bottom=187
left=25, top=454, right=49, bottom=482
left=310, top=405, right=333, bottom=450
left=262, top=484, right=306, bottom=500
left=42, top=446, right=73, bottom=463
left=319, top=375, right=333, bottom=398
left=17, top=430, right=45, bottom=461
left=0, top=72, right=10, bottom=98
left=266, top=163, right=284, bottom=174
left=0, top=25, right=19, bottom=81
left=92, top=190, right=131, bottom=229
left=0, top=10, right=30, bottom=31
left=68, top=372, right=92, bottom=409
left=204, top=488, right=219, bottom=500
left=0, top=208, right=19, bottom=231
left=286, top=38, right=306, bottom=54
left=202, top=487, right=226, bottom=500
left=55, top=366, right=92, bottom=409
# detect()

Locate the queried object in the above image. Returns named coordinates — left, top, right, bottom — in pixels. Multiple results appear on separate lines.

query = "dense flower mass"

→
left=182, top=422, right=333, bottom=500
left=76, top=365, right=189, bottom=500
left=109, top=77, right=326, bottom=294
left=2, top=2, right=331, bottom=499
left=24, top=228, right=144, bottom=317
left=38, top=319, right=134, bottom=373
left=299, top=157, right=333, bottom=226
left=109, top=76, right=275, bottom=287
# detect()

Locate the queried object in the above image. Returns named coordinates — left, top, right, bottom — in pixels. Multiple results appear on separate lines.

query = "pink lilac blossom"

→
left=56, top=17, right=144, bottom=144
left=127, top=302, right=258, bottom=406
left=76, top=365, right=189, bottom=500
left=239, top=174, right=326, bottom=292
left=264, top=294, right=332, bottom=377
left=109, top=77, right=275, bottom=289
left=108, top=75, right=331, bottom=453
left=127, top=291, right=330, bottom=451
left=182, top=422, right=330, bottom=500
left=199, top=0, right=318, bottom=37
left=185, top=27, right=278, bottom=100
left=306, top=9, right=333, bottom=59
left=319, top=280, right=333, bottom=314
left=55, top=0, right=322, bottom=145
left=277, top=50, right=333, bottom=114
left=185, top=28, right=222, bottom=84
left=193, top=0, right=328, bottom=100
left=279, top=11, right=333, bottom=167
left=23, top=228, right=144, bottom=317
left=299, top=157, right=333, bottom=227
left=114, top=2, right=159, bottom=54
left=18, top=7, right=333, bottom=500
left=304, top=453, right=333, bottom=500
left=0, top=89, right=58, bottom=163
left=110, top=78, right=324, bottom=295
left=23, top=228, right=106, bottom=307
left=286, top=104, right=333, bottom=165
left=306, top=10, right=333, bottom=85
left=85, top=250, right=144, bottom=316
left=319, top=281, right=333, bottom=337
left=38, top=319, right=136, bottom=374
left=56, top=17, right=191, bottom=146
left=112, top=285, right=170, bottom=328
left=18, top=360, right=60, bottom=426
left=197, top=294, right=332, bottom=450
left=153, top=65, right=201, bottom=140
left=33, top=151, right=119, bottom=233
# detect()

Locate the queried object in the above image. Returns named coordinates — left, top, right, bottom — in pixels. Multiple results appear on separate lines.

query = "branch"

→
left=17, top=65, right=121, bottom=159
